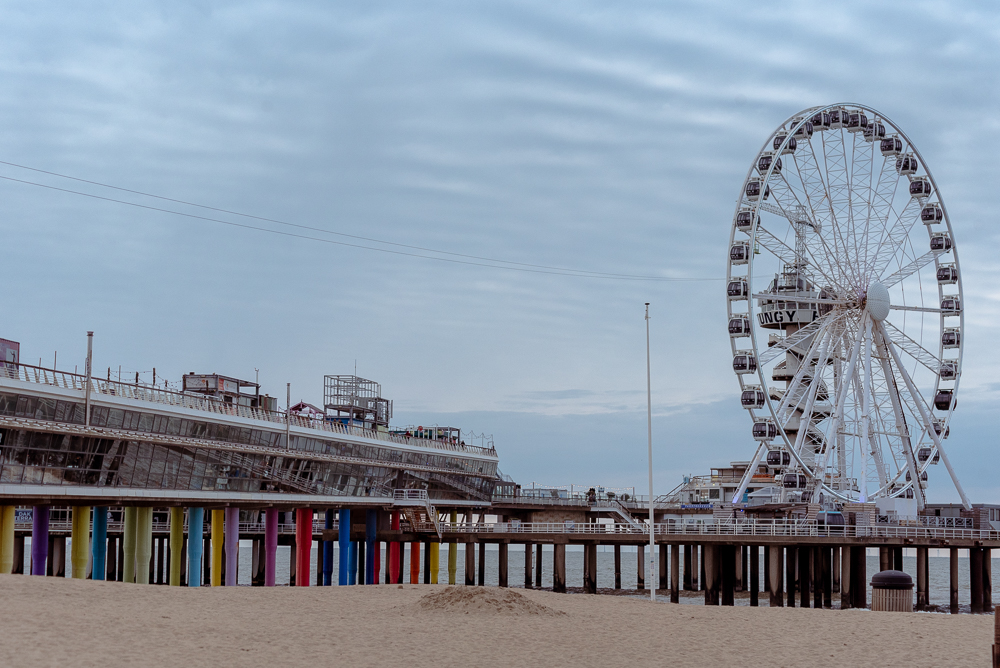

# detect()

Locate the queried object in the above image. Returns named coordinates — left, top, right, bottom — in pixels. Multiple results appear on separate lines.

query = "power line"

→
left=0, top=160, right=722, bottom=282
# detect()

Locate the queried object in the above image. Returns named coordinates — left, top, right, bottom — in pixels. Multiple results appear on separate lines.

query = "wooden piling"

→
left=683, top=544, right=692, bottom=591
left=464, top=541, right=475, bottom=586
left=749, top=544, right=759, bottom=607
left=822, top=547, right=832, bottom=608
left=972, top=548, right=985, bottom=614
left=524, top=543, right=533, bottom=588
left=613, top=544, right=621, bottom=589
left=850, top=546, right=867, bottom=609
left=659, top=544, right=668, bottom=591
left=832, top=546, right=840, bottom=593
left=535, top=542, right=543, bottom=588
left=984, top=548, right=993, bottom=613
left=721, top=545, right=735, bottom=606
left=785, top=546, right=797, bottom=607
left=498, top=542, right=508, bottom=588
left=950, top=547, right=959, bottom=614
left=768, top=545, right=783, bottom=607
left=841, top=545, right=851, bottom=609
left=916, top=547, right=929, bottom=610
left=477, top=542, right=485, bottom=586
left=798, top=546, right=811, bottom=608
left=670, top=544, right=680, bottom=603
left=636, top=543, right=645, bottom=590
left=553, top=544, right=566, bottom=593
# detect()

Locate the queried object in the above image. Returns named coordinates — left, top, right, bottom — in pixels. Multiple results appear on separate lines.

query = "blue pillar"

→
left=187, top=507, right=204, bottom=587
left=31, top=505, right=49, bottom=576
left=322, top=510, right=334, bottom=586
left=91, top=507, right=108, bottom=581
left=349, top=540, right=358, bottom=585
left=365, top=509, right=377, bottom=585
left=338, top=508, right=350, bottom=585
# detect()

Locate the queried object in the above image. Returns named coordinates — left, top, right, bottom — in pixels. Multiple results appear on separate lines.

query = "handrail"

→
left=0, top=363, right=497, bottom=458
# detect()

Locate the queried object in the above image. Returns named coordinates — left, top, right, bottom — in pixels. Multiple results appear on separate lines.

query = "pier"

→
left=0, top=359, right=995, bottom=613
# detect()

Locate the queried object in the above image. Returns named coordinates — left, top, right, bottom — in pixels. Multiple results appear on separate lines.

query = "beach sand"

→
left=0, top=574, right=993, bottom=667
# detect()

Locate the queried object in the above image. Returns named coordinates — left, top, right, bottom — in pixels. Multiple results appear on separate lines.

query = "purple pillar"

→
left=264, top=508, right=278, bottom=587
left=31, top=506, right=50, bottom=576
left=225, top=507, right=239, bottom=586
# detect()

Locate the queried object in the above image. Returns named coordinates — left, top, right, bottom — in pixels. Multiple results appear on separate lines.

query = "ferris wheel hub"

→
left=865, top=281, right=891, bottom=321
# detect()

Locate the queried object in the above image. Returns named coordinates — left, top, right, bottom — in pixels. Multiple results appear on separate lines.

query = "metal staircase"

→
left=393, top=489, right=441, bottom=539
left=590, top=497, right=645, bottom=532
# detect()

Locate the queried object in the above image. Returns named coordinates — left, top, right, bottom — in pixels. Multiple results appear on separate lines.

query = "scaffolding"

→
left=323, top=375, right=392, bottom=430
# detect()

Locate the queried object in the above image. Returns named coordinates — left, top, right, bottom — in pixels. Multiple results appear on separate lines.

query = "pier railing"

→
left=0, top=363, right=496, bottom=458
left=424, top=520, right=1000, bottom=542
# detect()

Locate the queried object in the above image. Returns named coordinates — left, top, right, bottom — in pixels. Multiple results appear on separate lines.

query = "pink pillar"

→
left=264, top=509, right=277, bottom=587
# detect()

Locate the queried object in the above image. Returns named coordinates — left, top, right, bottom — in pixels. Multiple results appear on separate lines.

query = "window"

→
left=709, top=489, right=720, bottom=499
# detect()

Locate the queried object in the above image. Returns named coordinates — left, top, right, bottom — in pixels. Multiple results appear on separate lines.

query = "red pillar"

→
left=410, top=542, right=421, bottom=584
left=295, top=508, right=312, bottom=587
left=388, top=512, right=400, bottom=584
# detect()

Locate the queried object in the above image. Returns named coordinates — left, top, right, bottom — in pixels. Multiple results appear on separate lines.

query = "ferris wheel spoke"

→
left=772, top=318, right=838, bottom=426
left=890, top=304, right=947, bottom=314
left=881, top=320, right=942, bottom=373
left=757, top=312, right=842, bottom=366
left=870, top=197, right=923, bottom=279
left=880, top=250, right=940, bottom=288
left=879, top=320, right=971, bottom=510
left=873, top=325, right=926, bottom=508
left=815, top=317, right=865, bottom=484
left=860, top=155, right=902, bottom=282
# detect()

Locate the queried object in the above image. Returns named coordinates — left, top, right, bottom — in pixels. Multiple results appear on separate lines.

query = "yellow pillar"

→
left=123, top=507, right=137, bottom=583
left=135, top=507, right=153, bottom=585
left=211, top=509, right=224, bottom=587
left=447, top=510, right=457, bottom=585
left=169, top=508, right=184, bottom=586
left=70, top=506, right=91, bottom=579
left=430, top=542, right=440, bottom=584
left=0, top=505, right=14, bottom=574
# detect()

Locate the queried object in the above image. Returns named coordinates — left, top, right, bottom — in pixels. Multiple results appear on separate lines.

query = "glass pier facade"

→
left=0, top=383, right=498, bottom=501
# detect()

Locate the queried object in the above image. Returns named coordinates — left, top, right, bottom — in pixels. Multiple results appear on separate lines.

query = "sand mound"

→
left=416, top=587, right=565, bottom=616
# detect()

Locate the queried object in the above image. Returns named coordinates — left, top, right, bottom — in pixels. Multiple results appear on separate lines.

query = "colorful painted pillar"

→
left=91, top=507, right=107, bottom=581
left=210, top=509, right=224, bottom=586
left=264, top=508, right=277, bottom=586
left=338, top=508, right=351, bottom=585
left=410, top=542, right=421, bottom=584
left=388, top=512, right=400, bottom=584
left=224, top=507, right=239, bottom=586
left=430, top=542, right=440, bottom=584
left=122, top=507, right=137, bottom=583
left=448, top=510, right=457, bottom=585
left=323, top=510, right=334, bottom=586
left=70, top=506, right=91, bottom=579
left=0, top=505, right=14, bottom=574
left=295, top=508, right=312, bottom=587
left=365, top=510, right=377, bottom=585
left=169, top=508, right=183, bottom=586
left=348, top=539, right=358, bottom=586
left=135, top=507, right=153, bottom=585
left=187, top=507, right=204, bottom=587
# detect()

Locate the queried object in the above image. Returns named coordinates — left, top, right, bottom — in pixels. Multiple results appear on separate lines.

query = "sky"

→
left=0, top=1, right=998, bottom=503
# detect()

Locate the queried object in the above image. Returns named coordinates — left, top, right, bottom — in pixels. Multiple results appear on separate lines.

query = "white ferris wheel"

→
left=726, top=103, right=970, bottom=511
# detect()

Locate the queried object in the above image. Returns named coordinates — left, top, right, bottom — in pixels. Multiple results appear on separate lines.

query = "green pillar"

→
left=448, top=510, right=458, bottom=585
left=135, top=507, right=153, bottom=585
left=123, top=507, right=137, bottom=583
left=169, top=508, right=184, bottom=586
left=70, top=506, right=91, bottom=579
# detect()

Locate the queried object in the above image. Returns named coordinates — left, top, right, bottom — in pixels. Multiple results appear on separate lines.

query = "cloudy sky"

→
left=1, top=1, right=998, bottom=502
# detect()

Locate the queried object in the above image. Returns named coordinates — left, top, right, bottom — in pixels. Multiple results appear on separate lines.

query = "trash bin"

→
left=871, top=570, right=913, bottom=612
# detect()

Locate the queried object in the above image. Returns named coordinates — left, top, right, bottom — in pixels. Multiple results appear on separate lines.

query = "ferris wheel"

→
left=726, top=103, right=970, bottom=511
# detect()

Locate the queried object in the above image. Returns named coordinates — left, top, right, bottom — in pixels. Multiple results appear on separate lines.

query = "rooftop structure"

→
left=323, top=375, right=391, bottom=431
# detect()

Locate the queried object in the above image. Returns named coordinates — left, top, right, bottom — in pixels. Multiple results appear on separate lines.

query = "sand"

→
left=0, top=575, right=994, bottom=667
